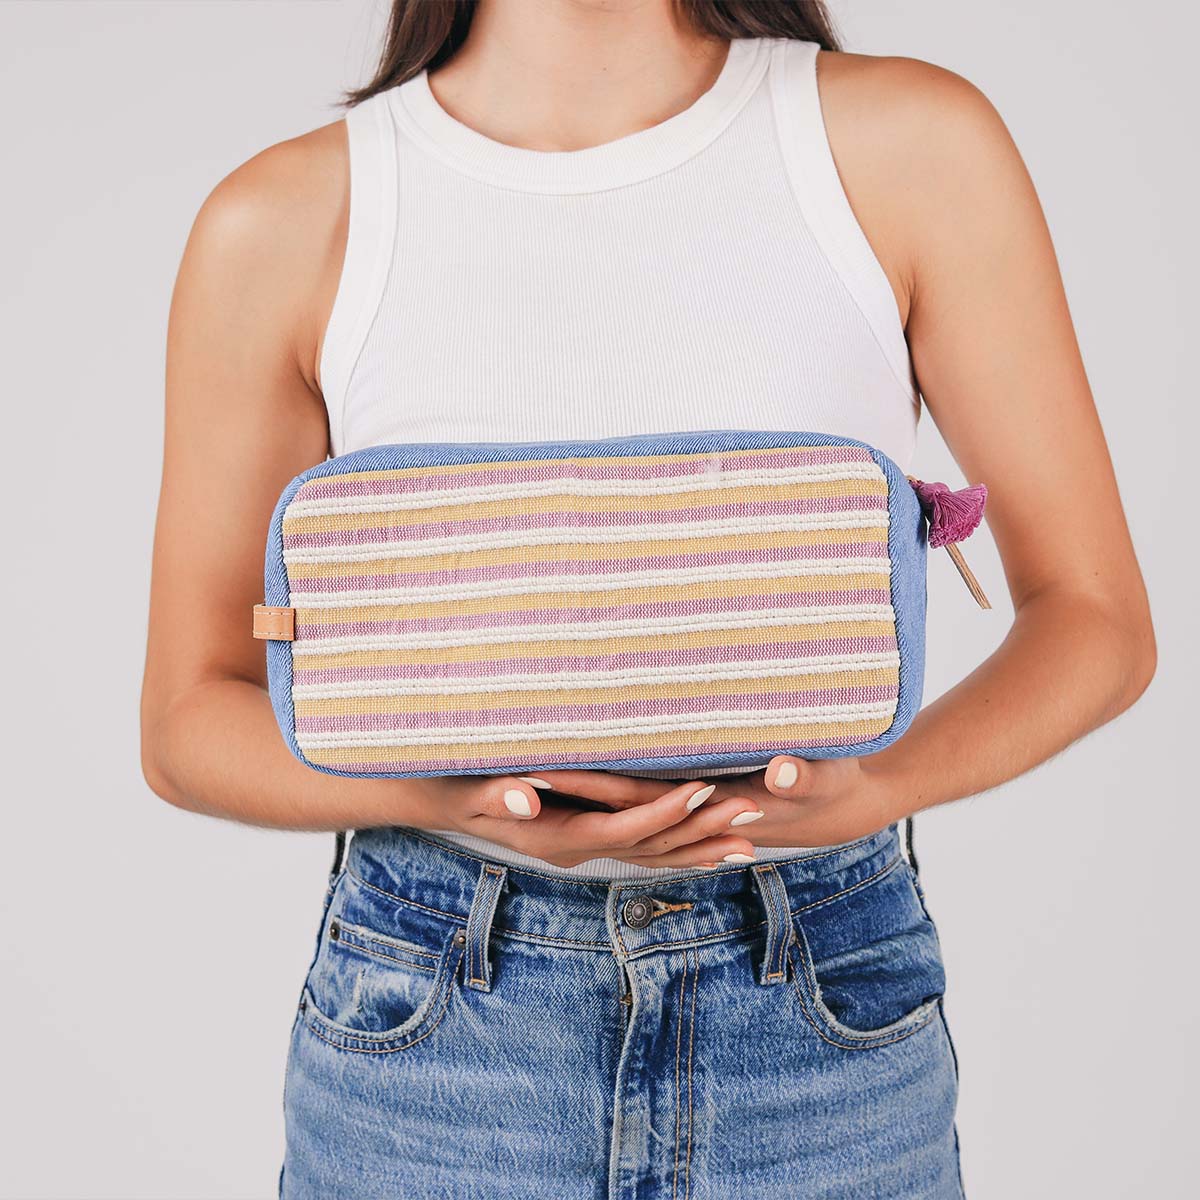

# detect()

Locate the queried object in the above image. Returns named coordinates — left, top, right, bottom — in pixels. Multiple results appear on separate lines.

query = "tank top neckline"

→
left=386, top=36, right=774, bottom=195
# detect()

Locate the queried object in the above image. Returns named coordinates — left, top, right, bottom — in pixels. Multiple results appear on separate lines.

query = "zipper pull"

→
left=907, top=476, right=992, bottom=610
left=943, top=542, right=991, bottom=609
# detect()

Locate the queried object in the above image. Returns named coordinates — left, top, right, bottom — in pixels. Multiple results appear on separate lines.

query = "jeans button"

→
left=622, top=895, right=654, bottom=929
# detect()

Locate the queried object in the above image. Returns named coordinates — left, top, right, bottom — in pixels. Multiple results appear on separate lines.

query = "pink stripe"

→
left=296, top=686, right=897, bottom=733
left=292, top=636, right=898, bottom=684
left=290, top=541, right=888, bottom=594
left=320, top=732, right=880, bottom=773
left=295, top=589, right=891, bottom=641
left=284, top=495, right=886, bottom=550
left=296, top=447, right=874, bottom=502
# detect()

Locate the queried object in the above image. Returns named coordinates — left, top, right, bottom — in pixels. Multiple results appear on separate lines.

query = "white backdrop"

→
left=1, top=2, right=1193, bottom=1196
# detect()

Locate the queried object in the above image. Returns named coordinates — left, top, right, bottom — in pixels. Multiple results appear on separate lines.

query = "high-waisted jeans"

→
left=280, top=822, right=964, bottom=1199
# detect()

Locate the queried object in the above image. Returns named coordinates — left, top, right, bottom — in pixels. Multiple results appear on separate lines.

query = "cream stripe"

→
left=295, top=702, right=899, bottom=748
left=296, top=668, right=899, bottom=716
left=285, top=463, right=885, bottom=518
left=289, top=559, right=892, bottom=609
left=304, top=716, right=894, bottom=764
left=292, top=653, right=901, bottom=700
left=284, top=479, right=886, bottom=535
left=278, top=477, right=883, bottom=535
left=290, top=604, right=896, bottom=655
left=290, top=609, right=897, bottom=657
left=287, top=526, right=888, bottom=580
left=314, top=445, right=872, bottom=484
left=283, top=513, right=891, bottom=565
left=291, top=619, right=898, bottom=670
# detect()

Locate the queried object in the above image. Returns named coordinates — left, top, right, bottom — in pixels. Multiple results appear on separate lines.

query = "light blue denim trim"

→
left=263, top=429, right=927, bottom=777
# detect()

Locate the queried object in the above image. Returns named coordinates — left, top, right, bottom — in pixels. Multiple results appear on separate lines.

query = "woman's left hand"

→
left=528, top=757, right=902, bottom=864
left=711, top=755, right=900, bottom=850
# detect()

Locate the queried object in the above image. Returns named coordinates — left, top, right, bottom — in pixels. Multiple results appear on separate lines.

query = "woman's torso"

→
left=315, top=36, right=920, bottom=879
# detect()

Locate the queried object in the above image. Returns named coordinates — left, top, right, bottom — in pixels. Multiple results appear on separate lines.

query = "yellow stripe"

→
left=294, top=667, right=899, bottom=718
left=301, top=716, right=895, bottom=764
left=293, top=572, right=891, bottom=626
left=283, top=478, right=887, bottom=535
left=296, top=445, right=879, bottom=490
left=286, top=526, right=889, bottom=581
left=290, top=619, right=898, bottom=671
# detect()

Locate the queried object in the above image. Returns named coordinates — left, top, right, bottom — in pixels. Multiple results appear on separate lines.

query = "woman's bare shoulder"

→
left=815, top=49, right=1012, bottom=152
left=812, top=49, right=1033, bottom=319
left=190, top=117, right=347, bottom=253
left=175, top=117, right=350, bottom=388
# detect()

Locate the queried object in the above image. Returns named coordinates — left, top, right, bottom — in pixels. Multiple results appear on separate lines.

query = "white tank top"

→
left=318, top=36, right=920, bottom=879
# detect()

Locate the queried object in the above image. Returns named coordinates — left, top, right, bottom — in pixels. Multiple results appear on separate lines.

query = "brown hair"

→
left=341, top=0, right=841, bottom=107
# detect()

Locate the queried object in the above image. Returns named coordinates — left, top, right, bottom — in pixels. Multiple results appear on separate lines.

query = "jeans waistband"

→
left=346, top=822, right=905, bottom=972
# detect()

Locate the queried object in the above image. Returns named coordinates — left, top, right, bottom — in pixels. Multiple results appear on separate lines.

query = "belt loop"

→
left=329, top=830, right=347, bottom=880
left=903, top=815, right=920, bottom=878
left=750, top=863, right=792, bottom=986
left=464, top=862, right=508, bottom=992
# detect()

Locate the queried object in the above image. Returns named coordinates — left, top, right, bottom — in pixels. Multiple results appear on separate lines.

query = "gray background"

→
left=1, top=1, right=1193, bottom=1196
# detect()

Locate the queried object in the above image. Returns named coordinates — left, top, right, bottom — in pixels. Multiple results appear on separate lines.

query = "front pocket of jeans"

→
left=788, top=859, right=946, bottom=1049
left=300, top=874, right=466, bottom=1053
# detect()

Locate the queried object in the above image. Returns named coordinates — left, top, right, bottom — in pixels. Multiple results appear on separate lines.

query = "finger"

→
left=624, top=795, right=766, bottom=857
left=522, top=769, right=684, bottom=811
left=618, top=833, right=760, bottom=869
left=764, top=755, right=814, bottom=798
left=564, top=779, right=720, bottom=849
left=458, top=778, right=715, bottom=869
left=470, top=774, right=545, bottom=821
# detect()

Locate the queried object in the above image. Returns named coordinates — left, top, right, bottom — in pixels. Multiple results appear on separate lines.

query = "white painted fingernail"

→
left=730, top=810, right=765, bottom=826
left=774, top=760, right=798, bottom=789
left=504, top=789, right=533, bottom=816
left=685, top=783, right=717, bottom=812
left=518, top=776, right=552, bottom=789
left=723, top=852, right=757, bottom=863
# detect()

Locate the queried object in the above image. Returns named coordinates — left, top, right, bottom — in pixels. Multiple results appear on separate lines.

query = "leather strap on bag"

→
left=253, top=605, right=295, bottom=641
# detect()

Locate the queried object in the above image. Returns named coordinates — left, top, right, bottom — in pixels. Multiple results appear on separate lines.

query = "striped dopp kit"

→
left=259, top=431, right=930, bottom=778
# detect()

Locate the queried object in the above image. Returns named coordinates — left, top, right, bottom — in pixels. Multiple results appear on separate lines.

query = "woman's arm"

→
left=138, top=122, right=412, bottom=831
left=138, top=124, right=767, bottom=867
left=710, top=55, right=1156, bottom=842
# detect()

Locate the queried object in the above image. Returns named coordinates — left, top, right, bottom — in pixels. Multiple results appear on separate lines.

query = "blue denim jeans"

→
left=281, top=823, right=964, bottom=1198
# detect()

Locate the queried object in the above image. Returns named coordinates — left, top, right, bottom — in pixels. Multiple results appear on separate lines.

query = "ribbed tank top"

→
left=318, top=36, right=921, bottom=879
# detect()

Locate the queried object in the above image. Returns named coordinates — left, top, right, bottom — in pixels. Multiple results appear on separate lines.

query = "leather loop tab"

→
left=253, top=605, right=296, bottom=641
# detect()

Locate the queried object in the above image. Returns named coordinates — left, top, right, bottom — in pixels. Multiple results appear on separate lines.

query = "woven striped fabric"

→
left=270, top=438, right=910, bottom=776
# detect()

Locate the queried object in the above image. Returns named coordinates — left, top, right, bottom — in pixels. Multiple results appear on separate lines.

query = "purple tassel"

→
left=910, top=478, right=988, bottom=549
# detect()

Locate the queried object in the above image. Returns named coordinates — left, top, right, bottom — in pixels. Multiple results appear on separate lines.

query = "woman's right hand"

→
left=413, top=772, right=765, bottom=870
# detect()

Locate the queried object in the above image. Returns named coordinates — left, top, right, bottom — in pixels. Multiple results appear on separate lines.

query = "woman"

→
left=140, top=1, right=1155, bottom=1196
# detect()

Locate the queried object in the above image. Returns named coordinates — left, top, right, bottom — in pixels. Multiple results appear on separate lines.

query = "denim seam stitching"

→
left=754, top=863, right=788, bottom=981
left=467, top=871, right=480, bottom=986
left=489, top=928, right=614, bottom=949
left=614, top=920, right=771, bottom=957
left=302, top=943, right=463, bottom=1054
left=345, top=843, right=899, bottom=955
left=489, top=855, right=896, bottom=954
left=332, top=920, right=442, bottom=963
left=346, top=865, right=468, bottom=923
left=685, top=946, right=698, bottom=1198
left=786, top=940, right=941, bottom=1050
left=468, top=865, right=506, bottom=987
left=755, top=865, right=783, bottom=981
left=672, top=951, right=687, bottom=1199
left=770, top=867, right=788, bottom=979
left=791, top=854, right=902, bottom=917
left=614, top=908, right=632, bottom=959
left=332, top=938, right=439, bottom=972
